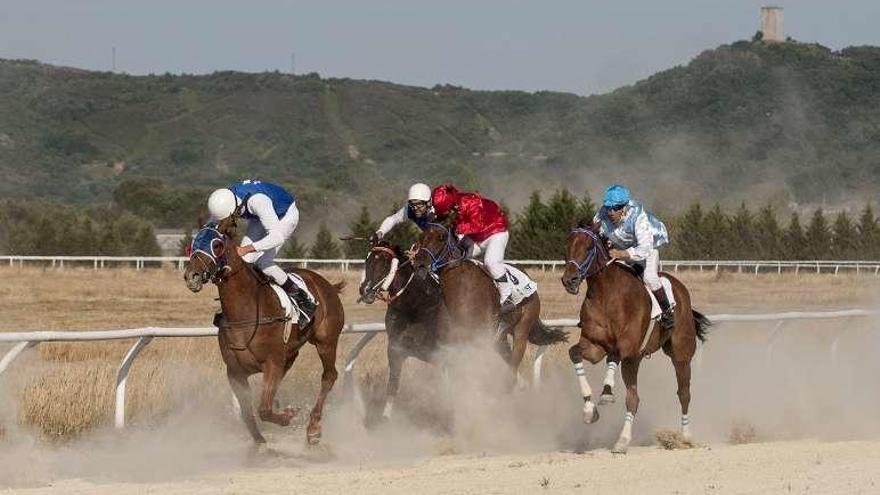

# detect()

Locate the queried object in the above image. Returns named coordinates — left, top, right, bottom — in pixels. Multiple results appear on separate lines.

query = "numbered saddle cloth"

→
left=502, top=264, right=538, bottom=306
left=645, top=276, right=676, bottom=320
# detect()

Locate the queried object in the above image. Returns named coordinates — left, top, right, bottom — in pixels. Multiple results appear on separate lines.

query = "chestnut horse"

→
left=184, top=221, right=344, bottom=446
left=358, top=240, right=450, bottom=421
left=561, top=226, right=710, bottom=453
left=411, top=223, right=567, bottom=382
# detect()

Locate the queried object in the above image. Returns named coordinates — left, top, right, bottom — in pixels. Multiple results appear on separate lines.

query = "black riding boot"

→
left=652, top=288, right=675, bottom=331
left=282, top=278, right=316, bottom=320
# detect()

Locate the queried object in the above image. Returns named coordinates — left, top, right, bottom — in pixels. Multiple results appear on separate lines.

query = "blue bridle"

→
left=189, top=223, right=228, bottom=276
left=417, top=222, right=466, bottom=273
left=566, top=228, right=608, bottom=280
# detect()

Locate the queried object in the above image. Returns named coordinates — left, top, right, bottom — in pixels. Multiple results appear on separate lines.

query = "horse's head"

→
left=183, top=223, right=229, bottom=292
left=411, top=222, right=461, bottom=281
left=561, top=224, right=606, bottom=295
left=358, top=241, right=403, bottom=304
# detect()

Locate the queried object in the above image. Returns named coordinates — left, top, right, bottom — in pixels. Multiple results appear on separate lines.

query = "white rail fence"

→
left=0, top=309, right=876, bottom=429
left=2, top=255, right=880, bottom=275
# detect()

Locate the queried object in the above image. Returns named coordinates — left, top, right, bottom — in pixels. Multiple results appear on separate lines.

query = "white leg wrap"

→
left=680, top=414, right=691, bottom=439
left=382, top=397, right=394, bottom=419
left=614, top=412, right=634, bottom=451
left=573, top=362, right=593, bottom=398
left=603, top=360, right=617, bottom=388
left=574, top=362, right=597, bottom=423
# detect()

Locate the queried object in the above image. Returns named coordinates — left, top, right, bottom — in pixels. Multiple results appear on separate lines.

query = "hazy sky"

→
left=1, top=0, right=877, bottom=95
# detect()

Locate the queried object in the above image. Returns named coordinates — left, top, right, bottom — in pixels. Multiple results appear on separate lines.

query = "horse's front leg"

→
left=568, top=334, right=606, bottom=424
left=382, top=320, right=407, bottom=421
left=600, top=352, right=620, bottom=405
left=227, top=370, right=266, bottom=445
left=257, top=357, right=297, bottom=426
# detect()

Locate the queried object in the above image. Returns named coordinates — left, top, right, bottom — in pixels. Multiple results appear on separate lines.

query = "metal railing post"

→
left=115, top=335, right=154, bottom=429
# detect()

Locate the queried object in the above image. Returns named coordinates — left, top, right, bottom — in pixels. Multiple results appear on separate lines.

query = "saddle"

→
left=215, top=269, right=316, bottom=351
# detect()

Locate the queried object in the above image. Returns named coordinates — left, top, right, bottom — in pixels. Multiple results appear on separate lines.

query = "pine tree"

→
left=576, top=192, right=596, bottom=226
left=509, top=191, right=548, bottom=259
left=344, top=206, right=378, bottom=258
left=857, top=203, right=879, bottom=260
left=545, top=189, right=583, bottom=259
left=728, top=202, right=756, bottom=259
left=702, top=204, right=730, bottom=259
left=280, top=236, right=308, bottom=258
left=309, top=223, right=341, bottom=259
left=831, top=211, right=858, bottom=260
left=753, top=205, right=783, bottom=260
left=783, top=212, right=806, bottom=260
left=675, top=203, right=705, bottom=259
left=804, top=209, right=831, bottom=259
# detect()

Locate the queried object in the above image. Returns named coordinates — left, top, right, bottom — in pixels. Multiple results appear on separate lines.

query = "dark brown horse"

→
left=411, top=223, right=567, bottom=382
left=358, top=240, right=450, bottom=420
left=561, top=225, right=709, bottom=453
left=183, top=221, right=344, bottom=446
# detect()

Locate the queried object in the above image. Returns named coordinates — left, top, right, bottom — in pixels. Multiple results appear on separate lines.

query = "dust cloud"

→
left=1, top=314, right=879, bottom=488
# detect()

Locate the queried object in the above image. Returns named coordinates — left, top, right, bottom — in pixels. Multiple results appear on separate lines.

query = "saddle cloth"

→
left=268, top=272, right=315, bottom=327
left=645, top=276, right=676, bottom=320
left=468, top=260, right=538, bottom=306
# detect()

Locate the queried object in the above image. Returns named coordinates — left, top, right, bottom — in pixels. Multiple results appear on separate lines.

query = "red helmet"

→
left=431, top=184, right=460, bottom=217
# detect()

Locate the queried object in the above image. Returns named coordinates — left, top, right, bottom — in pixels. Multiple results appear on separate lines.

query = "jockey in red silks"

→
left=430, top=184, right=513, bottom=306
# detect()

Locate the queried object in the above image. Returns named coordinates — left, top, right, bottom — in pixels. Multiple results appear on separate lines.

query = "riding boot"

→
left=495, top=273, right=515, bottom=313
left=652, top=288, right=675, bottom=331
left=282, top=278, right=316, bottom=321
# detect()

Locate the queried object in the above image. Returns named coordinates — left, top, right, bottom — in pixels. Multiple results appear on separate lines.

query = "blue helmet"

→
left=602, top=184, right=631, bottom=208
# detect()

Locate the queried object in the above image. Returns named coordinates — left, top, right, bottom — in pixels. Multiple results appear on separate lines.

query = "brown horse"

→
left=411, top=222, right=567, bottom=383
left=183, top=221, right=344, bottom=446
left=561, top=225, right=709, bottom=453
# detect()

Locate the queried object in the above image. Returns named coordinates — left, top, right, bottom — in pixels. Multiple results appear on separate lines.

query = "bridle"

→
left=362, top=245, right=414, bottom=304
left=415, top=222, right=466, bottom=273
left=565, top=228, right=611, bottom=282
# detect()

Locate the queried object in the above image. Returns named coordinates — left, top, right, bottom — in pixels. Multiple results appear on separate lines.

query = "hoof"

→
left=307, top=430, right=322, bottom=445
left=599, top=393, right=615, bottom=405
left=253, top=442, right=269, bottom=455
left=583, top=406, right=600, bottom=424
left=611, top=443, right=628, bottom=455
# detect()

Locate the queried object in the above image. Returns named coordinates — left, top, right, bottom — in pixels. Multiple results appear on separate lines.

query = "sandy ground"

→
left=0, top=268, right=879, bottom=494
left=6, top=440, right=880, bottom=495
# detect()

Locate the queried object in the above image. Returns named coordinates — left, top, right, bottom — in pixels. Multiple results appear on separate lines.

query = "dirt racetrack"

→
left=1, top=267, right=879, bottom=494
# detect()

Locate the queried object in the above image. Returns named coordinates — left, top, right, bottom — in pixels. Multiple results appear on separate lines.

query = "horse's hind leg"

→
left=612, top=357, right=642, bottom=454
left=227, top=371, right=266, bottom=445
left=257, top=358, right=296, bottom=426
left=307, top=339, right=339, bottom=445
left=672, top=359, right=693, bottom=441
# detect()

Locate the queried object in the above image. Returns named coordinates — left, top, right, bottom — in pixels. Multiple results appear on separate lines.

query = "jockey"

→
left=207, top=179, right=316, bottom=319
left=371, top=183, right=434, bottom=243
left=430, top=184, right=513, bottom=306
left=594, top=184, right=673, bottom=330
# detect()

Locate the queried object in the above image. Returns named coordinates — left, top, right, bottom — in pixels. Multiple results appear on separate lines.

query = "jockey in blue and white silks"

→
left=594, top=184, right=674, bottom=330
left=207, top=179, right=316, bottom=319
left=372, top=183, right=435, bottom=242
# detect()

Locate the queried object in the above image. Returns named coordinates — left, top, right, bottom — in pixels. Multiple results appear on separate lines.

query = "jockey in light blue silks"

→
left=207, top=179, right=316, bottom=320
left=594, top=184, right=674, bottom=330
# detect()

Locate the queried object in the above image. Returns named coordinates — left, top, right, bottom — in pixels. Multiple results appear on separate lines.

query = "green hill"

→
left=1, top=39, right=878, bottom=233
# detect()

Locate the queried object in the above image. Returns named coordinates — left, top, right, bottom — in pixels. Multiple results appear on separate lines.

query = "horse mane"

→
left=374, top=239, right=405, bottom=258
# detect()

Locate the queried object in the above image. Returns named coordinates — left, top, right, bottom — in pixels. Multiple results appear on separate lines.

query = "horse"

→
left=561, top=225, right=710, bottom=453
left=183, top=220, right=345, bottom=446
left=411, top=222, right=567, bottom=383
left=357, top=240, right=450, bottom=421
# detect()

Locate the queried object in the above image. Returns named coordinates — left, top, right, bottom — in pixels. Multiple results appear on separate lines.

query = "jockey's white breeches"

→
left=637, top=249, right=662, bottom=291
left=466, top=231, right=509, bottom=280
left=241, top=205, right=300, bottom=285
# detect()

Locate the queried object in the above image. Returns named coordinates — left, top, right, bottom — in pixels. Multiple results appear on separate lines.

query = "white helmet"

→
left=408, top=183, right=431, bottom=202
left=207, top=188, right=238, bottom=220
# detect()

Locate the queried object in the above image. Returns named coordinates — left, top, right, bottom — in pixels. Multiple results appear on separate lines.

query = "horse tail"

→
left=527, top=319, right=569, bottom=346
left=331, top=281, right=346, bottom=294
left=692, top=309, right=711, bottom=343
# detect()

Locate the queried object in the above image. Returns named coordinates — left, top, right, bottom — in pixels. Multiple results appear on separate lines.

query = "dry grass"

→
left=0, top=266, right=877, bottom=440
